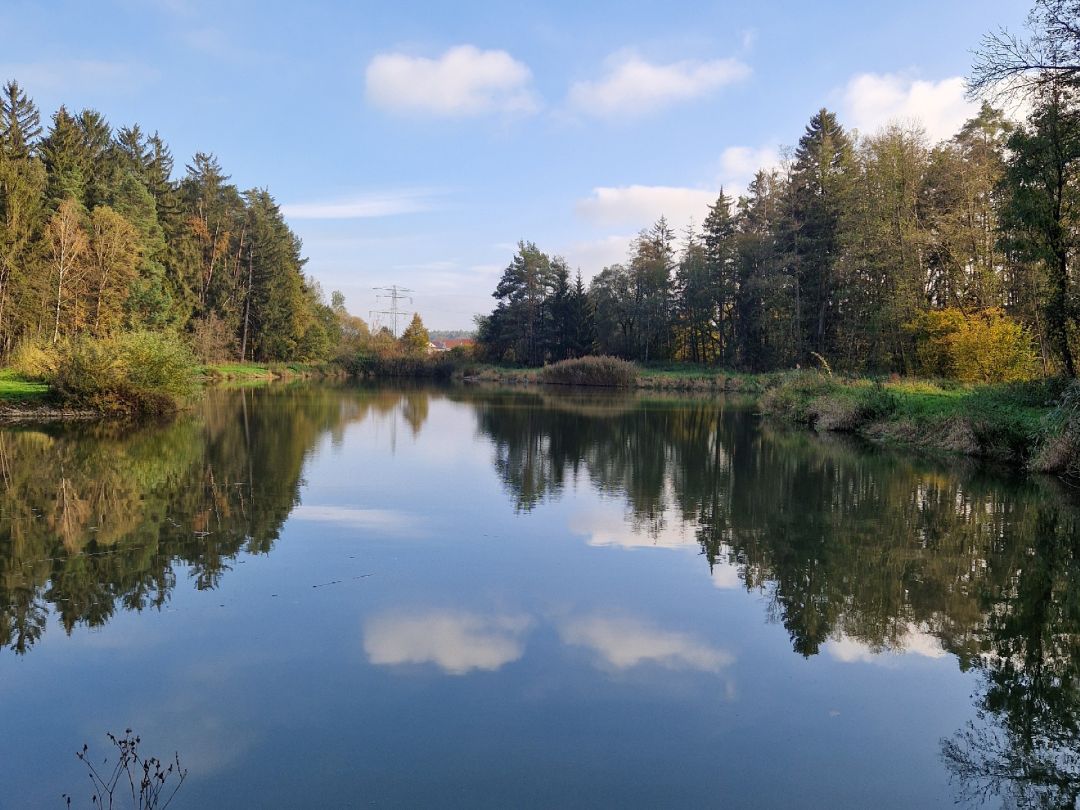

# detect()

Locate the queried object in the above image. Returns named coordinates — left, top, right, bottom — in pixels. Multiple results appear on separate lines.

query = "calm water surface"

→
left=1, top=384, right=1078, bottom=808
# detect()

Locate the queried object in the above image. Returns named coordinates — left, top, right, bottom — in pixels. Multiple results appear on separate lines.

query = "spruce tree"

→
left=784, top=108, right=856, bottom=363
left=0, top=81, right=42, bottom=160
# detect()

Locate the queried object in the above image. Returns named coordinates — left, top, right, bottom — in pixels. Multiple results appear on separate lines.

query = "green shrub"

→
left=538, top=356, right=638, bottom=387
left=758, top=371, right=839, bottom=424
left=49, top=331, right=199, bottom=414
left=9, top=338, right=60, bottom=380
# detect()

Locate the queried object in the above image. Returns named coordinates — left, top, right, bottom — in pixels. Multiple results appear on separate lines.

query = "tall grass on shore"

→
left=346, top=353, right=460, bottom=380
left=1032, top=380, right=1080, bottom=478
left=11, top=332, right=199, bottom=414
left=538, top=356, right=638, bottom=387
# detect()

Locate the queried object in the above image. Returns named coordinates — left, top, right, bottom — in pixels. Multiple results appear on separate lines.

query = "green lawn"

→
left=202, top=363, right=275, bottom=379
left=0, top=369, right=49, bottom=402
left=202, top=361, right=341, bottom=382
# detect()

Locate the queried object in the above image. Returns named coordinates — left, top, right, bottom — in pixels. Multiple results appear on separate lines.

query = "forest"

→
left=477, top=1, right=1080, bottom=382
left=0, top=82, right=347, bottom=365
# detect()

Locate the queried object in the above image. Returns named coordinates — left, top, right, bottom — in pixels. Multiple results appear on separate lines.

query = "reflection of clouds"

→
left=825, top=625, right=947, bottom=664
left=568, top=507, right=696, bottom=550
left=710, top=562, right=741, bottom=589
left=291, top=504, right=418, bottom=534
left=364, top=611, right=532, bottom=675
left=560, top=615, right=733, bottom=673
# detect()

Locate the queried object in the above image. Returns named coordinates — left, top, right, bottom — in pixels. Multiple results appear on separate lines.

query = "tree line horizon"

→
left=477, top=1, right=1080, bottom=380
left=2, top=0, right=1078, bottom=378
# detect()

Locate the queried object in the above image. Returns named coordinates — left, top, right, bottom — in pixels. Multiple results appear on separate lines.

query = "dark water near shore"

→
left=1, top=384, right=1079, bottom=808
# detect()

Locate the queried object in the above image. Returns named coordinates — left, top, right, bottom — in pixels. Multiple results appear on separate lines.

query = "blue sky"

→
left=2, top=0, right=1029, bottom=329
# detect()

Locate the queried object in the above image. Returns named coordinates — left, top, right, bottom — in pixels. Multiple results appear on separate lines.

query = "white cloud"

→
left=711, top=563, right=742, bottom=589
left=0, top=60, right=157, bottom=96
left=281, top=189, right=439, bottom=220
left=291, top=504, right=417, bottom=533
left=560, top=615, right=733, bottom=673
left=569, top=52, right=750, bottom=118
left=364, top=611, right=532, bottom=675
left=561, top=234, right=634, bottom=275
left=365, top=45, right=538, bottom=116
left=717, top=145, right=781, bottom=192
left=841, top=72, right=977, bottom=143
left=576, top=185, right=720, bottom=231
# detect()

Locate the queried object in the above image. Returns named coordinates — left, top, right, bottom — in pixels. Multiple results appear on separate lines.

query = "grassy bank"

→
left=201, top=361, right=346, bottom=384
left=459, top=360, right=1077, bottom=477
left=461, top=361, right=773, bottom=392
left=759, top=372, right=1075, bottom=475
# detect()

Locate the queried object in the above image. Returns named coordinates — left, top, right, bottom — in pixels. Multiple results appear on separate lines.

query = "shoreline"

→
left=1, top=361, right=1074, bottom=480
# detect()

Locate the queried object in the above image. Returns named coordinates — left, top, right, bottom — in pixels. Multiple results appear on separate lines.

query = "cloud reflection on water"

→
left=363, top=611, right=532, bottom=675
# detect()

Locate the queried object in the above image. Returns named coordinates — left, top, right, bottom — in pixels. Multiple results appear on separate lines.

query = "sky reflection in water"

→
left=1, top=385, right=1078, bottom=808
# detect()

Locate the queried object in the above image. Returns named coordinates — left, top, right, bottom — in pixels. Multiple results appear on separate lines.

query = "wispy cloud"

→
left=569, top=52, right=750, bottom=118
left=0, top=59, right=158, bottom=96
left=576, top=185, right=719, bottom=230
left=560, top=615, right=733, bottom=673
left=366, top=45, right=538, bottom=117
left=717, top=145, right=781, bottom=192
left=290, top=504, right=418, bottom=534
left=281, top=189, right=441, bottom=220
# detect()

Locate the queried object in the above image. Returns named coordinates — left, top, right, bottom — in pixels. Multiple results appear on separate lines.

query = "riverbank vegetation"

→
left=461, top=0, right=1080, bottom=472
left=538, top=356, right=638, bottom=387
left=10, top=331, right=199, bottom=414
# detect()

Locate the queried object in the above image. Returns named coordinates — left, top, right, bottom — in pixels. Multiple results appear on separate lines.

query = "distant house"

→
left=429, top=338, right=475, bottom=353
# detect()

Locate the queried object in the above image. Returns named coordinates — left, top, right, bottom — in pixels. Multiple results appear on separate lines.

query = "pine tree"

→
left=568, top=270, right=596, bottom=358
left=41, top=107, right=87, bottom=207
left=547, top=258, right=573, bottom=360
left=0, top=145, right=46, bottom=352
left=0, top=81, right=42, bottom=160
left=702, top=191, right=737, bottom=362
left=492, top=241, right=557, bottom=365
left=784, top=108, right=857, bottom=363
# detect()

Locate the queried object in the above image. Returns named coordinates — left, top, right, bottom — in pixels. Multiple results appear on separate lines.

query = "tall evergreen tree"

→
left=784, top=109, right=856, bottom=364
left=702, top=190, right=737, bottom=362
left=0, top=81, right=41, bottom=160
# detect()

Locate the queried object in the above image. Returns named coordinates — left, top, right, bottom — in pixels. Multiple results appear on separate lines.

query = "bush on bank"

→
left=12, top=332, right=200, bottom=414
left=346, top=352, right=459, bottom=380
left=538, top=356, right=638, bottom=388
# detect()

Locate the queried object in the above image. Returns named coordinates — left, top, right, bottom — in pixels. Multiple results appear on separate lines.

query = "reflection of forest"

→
left=0, top=385, right=431, bottom=654
left=471, top=389, right=1080, bottom=807
left=2, top=385, right=1078, bottom=804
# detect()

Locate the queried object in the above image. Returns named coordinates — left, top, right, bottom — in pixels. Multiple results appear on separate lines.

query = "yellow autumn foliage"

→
left=907, top=308, right=1038, bottom=383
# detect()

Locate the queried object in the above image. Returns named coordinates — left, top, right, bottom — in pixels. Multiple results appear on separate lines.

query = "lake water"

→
left=1, top=384, right=1078, bottom=808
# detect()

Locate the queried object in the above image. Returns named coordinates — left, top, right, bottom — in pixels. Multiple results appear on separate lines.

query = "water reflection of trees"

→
left=469, top=389, right=1080, bottom=807
left=0, top=386, right=428, bottom=654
